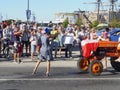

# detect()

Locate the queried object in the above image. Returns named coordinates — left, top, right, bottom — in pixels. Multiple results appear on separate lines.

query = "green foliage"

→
left=17, top=20, right=22, bottom=24
left=92, top=20, right=99, bottom=28
left=109, top=19, right=120, bottom=28
left=6, top=19, right=15, bottom=25
left=62, top=18, right=69, bottom=28
left=75, top=17, right=83, bottom=27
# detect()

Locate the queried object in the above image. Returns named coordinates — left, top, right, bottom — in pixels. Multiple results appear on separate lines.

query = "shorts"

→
left=31, top=45, right=37, bottom=53
left=13, top=44, right=22, bottom=53
left=17, top=46, right=22, bottom=53
left=38, top=48, right=52, bottom=61
left=37, top=44, right=42, bottom=52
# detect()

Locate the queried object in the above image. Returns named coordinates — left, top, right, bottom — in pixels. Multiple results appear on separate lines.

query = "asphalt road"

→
left=0, top=46, right=120, bottom=90
left=0, top=60, right=120, bottom=90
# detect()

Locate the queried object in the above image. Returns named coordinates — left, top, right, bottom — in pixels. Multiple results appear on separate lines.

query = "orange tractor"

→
left=77, top=40, right=120, bottom=76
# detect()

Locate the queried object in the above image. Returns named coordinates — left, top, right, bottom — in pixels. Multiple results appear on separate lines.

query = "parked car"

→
left=97, top=28, right=120, bottom=42
left=97, top=29, right=105, bottom=36
left=109, top=29, right=120, bottom=42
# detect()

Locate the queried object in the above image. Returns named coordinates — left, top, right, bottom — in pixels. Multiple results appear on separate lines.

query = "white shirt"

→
left=64, top=33, right=74, bottom=44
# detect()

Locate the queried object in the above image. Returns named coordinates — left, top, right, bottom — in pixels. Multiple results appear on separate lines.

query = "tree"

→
left=6, top=19, right=15, bottom=25
left=109, top=19, right=120, bottom=28
left=62, top=18, right=69, bottom=28
left=17, top=20, right=22, bottom=24
left=75, top=17, right=83, bottom=27
left=92, top=20, right=99, bottom=28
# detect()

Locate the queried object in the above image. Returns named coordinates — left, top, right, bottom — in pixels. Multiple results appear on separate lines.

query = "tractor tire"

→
left=89, top=60, right=103, bottom=76
left=77, top=57, right=89, bottom=72
left=110, top=57, right=120, bottom=72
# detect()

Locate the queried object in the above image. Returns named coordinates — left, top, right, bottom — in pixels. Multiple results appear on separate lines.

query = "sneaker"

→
left=115, top=59, right=120, bottom=62
left=13, top=61, right=18, bottom=64
left=54, top=58, right=57, bottom=60
left=18, top=59, right=23, bottom=64
left=65, top=56, right=69, bottom=58
left=103, top=68, right=108, bottom=71
left=70, top=57, right=73, bottom=59
left=46, top=72, right=50, bottom=78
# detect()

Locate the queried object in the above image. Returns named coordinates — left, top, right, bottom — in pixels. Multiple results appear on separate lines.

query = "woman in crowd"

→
left=13, top=26, right=22, bottom=63
left=58, top=26, right=63, bottom=57
left=29, top=29, right=37, bottom=61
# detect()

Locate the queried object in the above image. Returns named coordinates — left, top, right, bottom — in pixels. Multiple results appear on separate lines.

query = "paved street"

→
left=0, top=46, right=120, bottom=90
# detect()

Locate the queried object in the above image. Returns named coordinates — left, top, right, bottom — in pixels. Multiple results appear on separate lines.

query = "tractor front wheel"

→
left=89, top=60, right=103, bottom=76
left=77, top=58, right=89, bottom=72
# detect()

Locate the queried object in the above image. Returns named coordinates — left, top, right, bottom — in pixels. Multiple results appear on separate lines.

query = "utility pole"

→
left=110, top=0, right=115, bottom=12
left=97, top=0, right=101, bottom=22
left=83, top=0, right=101, bottom=22
left=109, top=0, right=118, bottom=21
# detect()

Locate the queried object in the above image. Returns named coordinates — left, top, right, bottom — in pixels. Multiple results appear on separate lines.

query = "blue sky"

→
left=0, top=0, right=112, bottom=21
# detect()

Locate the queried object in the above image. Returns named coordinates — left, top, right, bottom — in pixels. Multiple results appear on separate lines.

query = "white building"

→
left=54, top=10, right=120, bottom=26
left=54, top=12, right=78, bottom=24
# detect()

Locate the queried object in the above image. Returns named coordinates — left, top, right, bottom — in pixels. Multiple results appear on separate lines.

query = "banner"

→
left=26, top=9, right=31, bottom=20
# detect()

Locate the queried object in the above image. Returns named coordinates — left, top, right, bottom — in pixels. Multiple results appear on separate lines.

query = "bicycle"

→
left=2, top=39, right=14, bottom=60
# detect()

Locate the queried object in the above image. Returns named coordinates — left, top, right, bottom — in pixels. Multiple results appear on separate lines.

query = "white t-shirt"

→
left=30, top=35, right=37, bottom=45
left=64, top=33, right=74, bottom=44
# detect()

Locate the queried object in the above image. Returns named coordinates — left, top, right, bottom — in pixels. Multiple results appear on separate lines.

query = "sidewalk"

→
left=0, top=55, right=111, bottom=69
left=0, top=46, right=112, bottom=68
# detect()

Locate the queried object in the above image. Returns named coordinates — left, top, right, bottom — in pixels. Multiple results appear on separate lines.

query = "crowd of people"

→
left=0, top=20, right=115, bottom=76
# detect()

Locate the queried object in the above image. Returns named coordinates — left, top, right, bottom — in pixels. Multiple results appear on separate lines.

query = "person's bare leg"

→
left=17, top=53, right=21, bottom=63
left=59, top=47, right=62, bottom=57
left=115, top=57, right=120, bottom=62
left=32, top=60, right=41, bottom=75
left=104, top=57, right=107, bottom=70
left=46, top=60, right=50, bottom=77
left=13, top=53, right=17, bottom=62
left=31, top=52, right=34, bottom=61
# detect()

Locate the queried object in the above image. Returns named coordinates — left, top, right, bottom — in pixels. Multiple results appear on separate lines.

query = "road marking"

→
left=0, top=78, right=120, bottom=81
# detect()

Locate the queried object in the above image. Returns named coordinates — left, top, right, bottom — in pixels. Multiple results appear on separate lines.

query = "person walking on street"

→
left=32, top=32, right=52, bottom=77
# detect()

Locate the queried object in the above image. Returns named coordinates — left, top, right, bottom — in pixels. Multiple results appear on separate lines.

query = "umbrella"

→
left=97, top=23, right=108, bottom=27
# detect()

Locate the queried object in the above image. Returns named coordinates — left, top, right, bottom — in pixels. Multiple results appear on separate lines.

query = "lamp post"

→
left=26, top=0, right=31, bottom=24
left=28, top=0, right=29, bottom=10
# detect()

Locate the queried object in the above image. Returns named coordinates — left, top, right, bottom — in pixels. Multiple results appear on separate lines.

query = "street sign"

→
left=26, top=9, right=31, bottom=20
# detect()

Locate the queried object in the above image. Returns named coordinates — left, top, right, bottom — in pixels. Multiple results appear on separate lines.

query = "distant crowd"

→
left=0, top=20, right=115, bottom=63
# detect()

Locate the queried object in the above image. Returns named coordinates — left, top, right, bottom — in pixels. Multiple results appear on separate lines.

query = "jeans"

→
left=51, top=40, right=59, bottom=58
left=65, top=44, right=73, bottom=57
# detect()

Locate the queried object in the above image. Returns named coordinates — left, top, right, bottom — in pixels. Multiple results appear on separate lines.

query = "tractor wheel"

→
left=89, top=60, right=103, bottom=76
left=110, top=57, right=120, bottom=72
left=77, top=58, right=89, bottom=72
